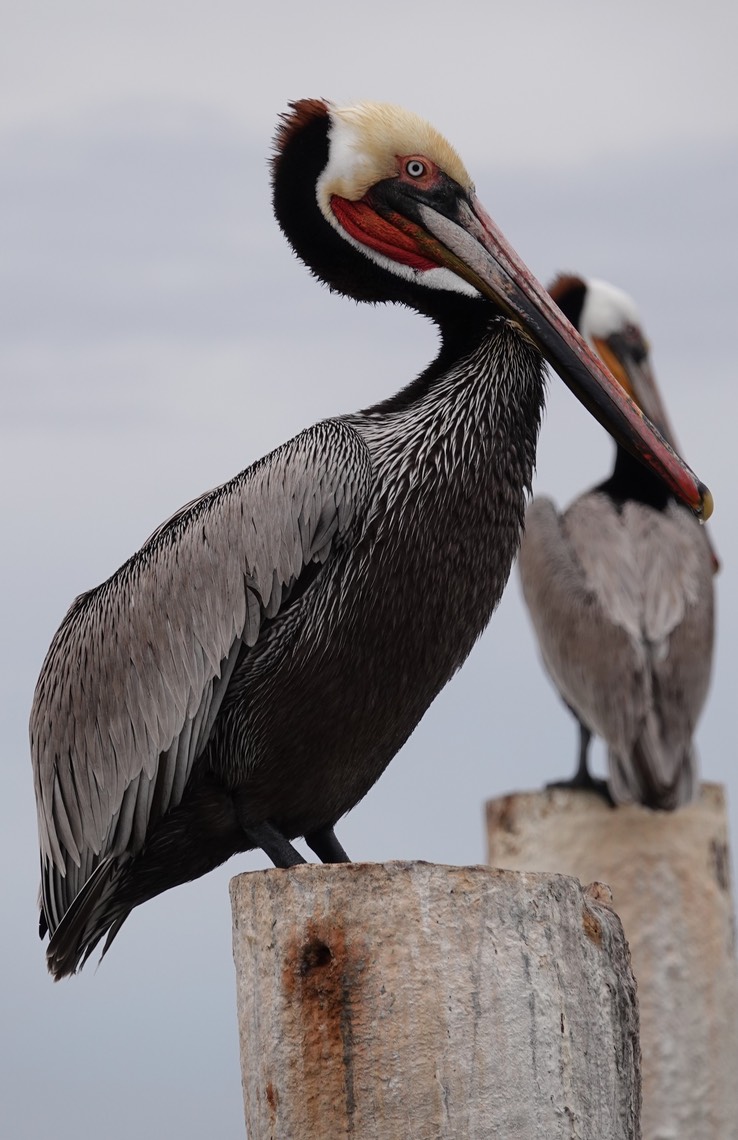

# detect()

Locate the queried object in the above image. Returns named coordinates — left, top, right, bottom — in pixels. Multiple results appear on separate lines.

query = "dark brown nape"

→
left=548, top=273, right=587, bottom=330
left=272, top=98, right=330, bottom=170
left=269, top=94, right=493, bottom=340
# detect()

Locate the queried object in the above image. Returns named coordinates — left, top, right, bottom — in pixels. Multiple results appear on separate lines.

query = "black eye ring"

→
left=406, top=160, right=426, bottom=178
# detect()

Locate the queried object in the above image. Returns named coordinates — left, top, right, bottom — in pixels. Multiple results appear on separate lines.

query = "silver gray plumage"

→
left=520, top=491, right=714, bottom=806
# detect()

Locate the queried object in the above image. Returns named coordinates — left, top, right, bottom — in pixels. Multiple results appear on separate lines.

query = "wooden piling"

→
left=230, top=861, right=640, bottom=1138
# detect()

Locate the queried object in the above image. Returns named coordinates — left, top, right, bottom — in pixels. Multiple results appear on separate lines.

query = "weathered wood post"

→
left=231, top=861, right=640, bottom=1139
left=486, top=783, right=738, bottom=1140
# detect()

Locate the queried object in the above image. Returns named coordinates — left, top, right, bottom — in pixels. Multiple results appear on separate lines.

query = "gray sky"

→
left=2, top=2, right=737, bottom=1137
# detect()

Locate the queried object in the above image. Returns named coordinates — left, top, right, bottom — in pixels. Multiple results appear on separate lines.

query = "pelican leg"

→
left=547, top=718, right=614, bottom=805
left=305, top=826, right=351, bottom=864
left=242, top=820, right=307, bottom=868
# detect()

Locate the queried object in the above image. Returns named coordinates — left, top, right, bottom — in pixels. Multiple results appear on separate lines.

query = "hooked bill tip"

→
left=698, top=484, right=714, bottom=522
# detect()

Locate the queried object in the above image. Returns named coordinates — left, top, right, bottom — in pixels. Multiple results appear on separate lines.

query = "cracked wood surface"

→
left=230, top=861, right=640, bottom=1139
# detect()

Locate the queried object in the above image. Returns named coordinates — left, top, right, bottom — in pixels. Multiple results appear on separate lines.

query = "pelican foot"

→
left=546, top=773, right=615, bottom=807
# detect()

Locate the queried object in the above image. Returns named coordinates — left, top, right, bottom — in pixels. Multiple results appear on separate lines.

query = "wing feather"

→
left=31, top=420, right=371, bottom=923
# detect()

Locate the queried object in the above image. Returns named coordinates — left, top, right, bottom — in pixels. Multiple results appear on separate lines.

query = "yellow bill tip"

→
left=698, top=484, right=714, bottom=522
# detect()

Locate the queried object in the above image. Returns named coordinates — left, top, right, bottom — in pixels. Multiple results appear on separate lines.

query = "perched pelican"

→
left=519, top=274, right=716, bottom=809
left=31, top=102, right=710, bottom=978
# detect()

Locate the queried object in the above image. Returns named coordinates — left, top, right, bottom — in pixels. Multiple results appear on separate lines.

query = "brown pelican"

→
left=519, top=274, right=716, bottom=809
left=31, top=102, right=710, bottom=979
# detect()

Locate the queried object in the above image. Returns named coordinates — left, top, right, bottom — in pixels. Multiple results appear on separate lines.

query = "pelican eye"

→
left=405, top=159, right=426, bottom=178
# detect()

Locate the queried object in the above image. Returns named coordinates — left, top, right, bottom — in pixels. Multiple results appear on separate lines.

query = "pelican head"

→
left=272, top=100, right=712, bottom=520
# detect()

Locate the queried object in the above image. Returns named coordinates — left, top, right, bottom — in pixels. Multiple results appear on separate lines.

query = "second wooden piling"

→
left=487, top=784, right=738, bottom=1140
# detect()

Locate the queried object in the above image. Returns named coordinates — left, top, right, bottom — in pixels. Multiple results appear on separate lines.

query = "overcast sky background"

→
left=2, top=2, right=737, bottom=1136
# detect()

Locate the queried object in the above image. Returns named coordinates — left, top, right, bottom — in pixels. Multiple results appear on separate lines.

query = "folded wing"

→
left=519, top=493, right=713, bottom=806
left=31, top=419, right=372, bottom=933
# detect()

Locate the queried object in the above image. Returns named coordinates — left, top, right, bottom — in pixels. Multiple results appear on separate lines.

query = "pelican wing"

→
left=31, top=420, right=371, bottom=927
left=622, top=499, right=715, bottom=785
left=519, top=493, right=713, bottom=804
left=520, top=495, right=647, bottom=754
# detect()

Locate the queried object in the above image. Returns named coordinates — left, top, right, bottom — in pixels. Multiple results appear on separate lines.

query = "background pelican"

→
left=519, top=274, right=716, bottom=808
left=31, top=107, right=709, bottom=979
